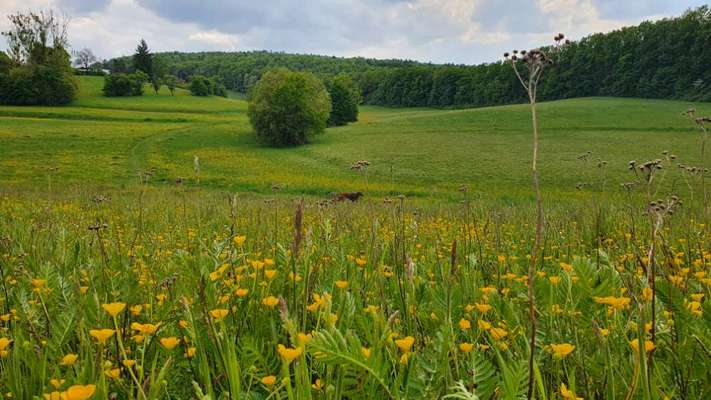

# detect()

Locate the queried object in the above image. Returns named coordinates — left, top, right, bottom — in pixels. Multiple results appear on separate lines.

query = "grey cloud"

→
left=56, top=0, right=111, bottom=13
left=471, top=0, right=551, bottom=34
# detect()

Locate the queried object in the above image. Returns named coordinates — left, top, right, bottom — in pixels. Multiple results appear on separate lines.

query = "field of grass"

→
left=0, top=76, right=709, bottom=399
left=2, top=76, right=710, bottom=201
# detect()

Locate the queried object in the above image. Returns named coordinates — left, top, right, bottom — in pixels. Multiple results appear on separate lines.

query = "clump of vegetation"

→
left=102, top=71, right=148, bottom=97
left=0, top=10, right=77, bottom=105
left=188, top=75, right=226, bottom=97
left=326, top=74, right=360, bottom=126
left=248, top=69, right=332, bottom=147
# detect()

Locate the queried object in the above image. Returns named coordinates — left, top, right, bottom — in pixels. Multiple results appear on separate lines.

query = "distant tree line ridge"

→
left=103, top=6, right=710, bottom=108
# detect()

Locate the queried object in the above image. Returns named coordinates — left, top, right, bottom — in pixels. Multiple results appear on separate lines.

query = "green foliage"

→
left=0, top=11, right=76, bottom=106
left=213, top=82, right=227, bottom=97
left=189, top=75, right=213, bottom=96
left=327, top=74, right=360, bottom=126
left=0, top=53, right=77, bottom=105
left=107, top=6, right=711, bottom=107
left=133, top=39, right=153, bottom=75
left=0, top=51, right=12, bottom=75
left=248, top=69, right=331, bottom=147
left=102, top=72, right=148, bottom=97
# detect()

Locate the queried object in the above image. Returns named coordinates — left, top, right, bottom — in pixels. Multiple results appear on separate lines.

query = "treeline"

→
left=105, top=6, right=711, bottom=108
left=105, top=51, right=421, bottom=93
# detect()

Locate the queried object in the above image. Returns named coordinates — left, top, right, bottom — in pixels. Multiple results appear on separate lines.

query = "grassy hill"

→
left=1, top=76, right=708, bottom=200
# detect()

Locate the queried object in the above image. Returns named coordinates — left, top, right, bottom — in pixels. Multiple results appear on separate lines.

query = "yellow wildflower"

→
left=458, top=318, right=471, bottom=330
left=549, top=343, right=575, bottom=359
left=209, top=308, right=229, bottom=321
left=60, top=353, right=78, bottom=366
left=629, top=339, right=656, bottom=353
left=101, top=302, right=126, bottom=318
left=262, top=296, right=279, bottom=308
left=261, top=375, right=277, bottom=386
left=89, top=329, right=115, bottom=344
left=277, top=344, right=303, bottom=364
left=233, top=235, right=246, bottom=246
left=160, top=337, right=180, bottom=350
left=459, top=342, right=474, bottom=353
left=63, top=385, right=96, bottom=400
left=394, top=336, right=415, bottom=353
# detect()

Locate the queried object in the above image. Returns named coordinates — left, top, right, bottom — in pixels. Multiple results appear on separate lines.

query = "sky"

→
left=0, top=0, right=707, bottom=65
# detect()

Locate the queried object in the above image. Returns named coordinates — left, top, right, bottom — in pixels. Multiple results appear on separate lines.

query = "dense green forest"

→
left=106, top=6, right=711, bottom=108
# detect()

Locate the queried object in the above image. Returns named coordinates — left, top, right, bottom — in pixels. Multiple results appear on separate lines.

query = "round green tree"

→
left=327, top=74, right=360, bottom=126
left=248, top=69, right=331, bottom=147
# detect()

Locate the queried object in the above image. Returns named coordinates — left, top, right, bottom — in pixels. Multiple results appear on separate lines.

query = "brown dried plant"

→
left=504, top=33, right=569, bottom=399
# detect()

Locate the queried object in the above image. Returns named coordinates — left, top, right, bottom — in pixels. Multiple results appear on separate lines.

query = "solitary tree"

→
left=327, top=74, right=360, bottom=126
left=248, top=69, right=331, bottom=147
left=74, top=48, right=97, bottom=70
left=133, top=39, right=152, bottom=75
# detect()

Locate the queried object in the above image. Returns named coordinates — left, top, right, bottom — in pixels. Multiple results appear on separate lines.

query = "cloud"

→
left=56, top=0, right=111, bottom=13
left=188, top=31, right=240, bottom=50
left=0, top=0, right=705, bottom=64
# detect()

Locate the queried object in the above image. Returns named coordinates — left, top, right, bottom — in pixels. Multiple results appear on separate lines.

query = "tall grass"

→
left=0, top=185, right=708, bottom=399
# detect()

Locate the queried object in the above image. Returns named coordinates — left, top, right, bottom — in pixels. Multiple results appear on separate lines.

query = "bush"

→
left=248, top=69, right=331, bottom=147
left=0, top=64, right=77, bottom=106
left=103, top=72, right=148, bottom=97
left=0, top=49, right=77, bottom=106
left=189, top=75, right=213, bottom=96
left=327, top=74, right=360, bottom=126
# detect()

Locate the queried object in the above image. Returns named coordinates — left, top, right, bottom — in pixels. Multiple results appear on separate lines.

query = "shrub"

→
left=103, top=72, right=148, bottom=97
left=0, top=63, right=77, bottom=106
left=248, top=69, right=331, bottom=147
left=0, top=11, right=77, bottom=106
left=189, top=75, right=213, bottom=96
left=327, top=74, right=360, bottom=126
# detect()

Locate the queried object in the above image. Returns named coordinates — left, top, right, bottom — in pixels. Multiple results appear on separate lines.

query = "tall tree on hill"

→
left=133, top=39, right=152, bottom=75
left=327, top=74, right=360, bottom=126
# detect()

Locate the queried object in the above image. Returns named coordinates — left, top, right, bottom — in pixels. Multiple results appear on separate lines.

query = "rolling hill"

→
left=1, top=76, right=708, bottom=201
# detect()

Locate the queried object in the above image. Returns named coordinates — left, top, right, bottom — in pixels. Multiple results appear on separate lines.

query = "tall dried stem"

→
left=504, top=33, right=568, bottom=399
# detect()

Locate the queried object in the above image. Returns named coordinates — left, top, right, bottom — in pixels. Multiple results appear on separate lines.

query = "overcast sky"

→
left=1, top=0, right=707, bottom=65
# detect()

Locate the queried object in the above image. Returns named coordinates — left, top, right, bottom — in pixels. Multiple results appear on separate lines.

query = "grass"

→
left=0, top=76, right=709, bottom=399
left=1, top=76, right=709, bottom=200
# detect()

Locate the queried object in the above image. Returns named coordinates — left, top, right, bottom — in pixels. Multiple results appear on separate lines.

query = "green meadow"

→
left=2, top=76, right=707, bottom=201
left=1, top=76, right=710, bottom=400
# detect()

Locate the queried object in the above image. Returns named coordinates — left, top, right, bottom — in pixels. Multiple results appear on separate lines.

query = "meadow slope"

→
left=1, top=76, right=709, bottom=201
left=1, top=77, right=710, bottom=400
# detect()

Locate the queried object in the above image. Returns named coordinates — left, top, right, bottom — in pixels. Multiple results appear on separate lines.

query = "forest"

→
left=104, top=6, right=711, bottom=108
